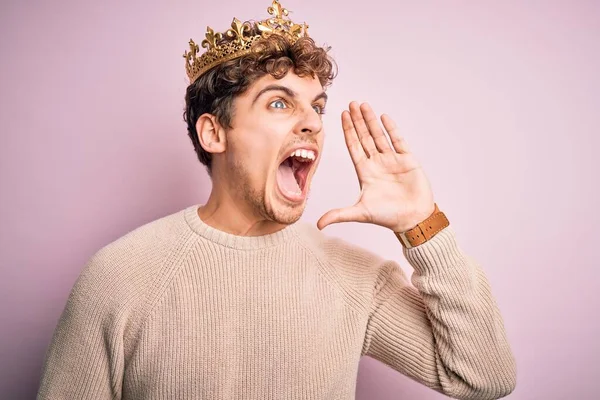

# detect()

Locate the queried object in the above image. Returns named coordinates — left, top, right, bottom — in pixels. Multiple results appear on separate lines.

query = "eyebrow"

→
left=252, top=84, right=328, bottom=106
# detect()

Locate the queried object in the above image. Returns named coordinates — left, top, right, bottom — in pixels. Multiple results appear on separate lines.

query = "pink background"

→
left=1, top=0, right=598, bottom=398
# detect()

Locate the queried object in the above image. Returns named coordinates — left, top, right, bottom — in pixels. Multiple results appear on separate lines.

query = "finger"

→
left=359, top=103, right=393, bottom=153
left=316, top=206, right=367, bottom=230
left=341, top=110, right=367, bottom=166
left=349, top=101, right=378, bottom=157
left=381, top=113, right=410, bottom=154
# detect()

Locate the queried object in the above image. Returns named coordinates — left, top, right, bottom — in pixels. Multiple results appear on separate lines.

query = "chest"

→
left=123, top=260, right=367, bottom=398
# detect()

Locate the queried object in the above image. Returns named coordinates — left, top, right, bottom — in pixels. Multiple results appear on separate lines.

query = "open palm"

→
left=317, top=102, right=435, bottom=233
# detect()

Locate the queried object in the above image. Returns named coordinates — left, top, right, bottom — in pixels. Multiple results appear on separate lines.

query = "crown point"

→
left=268, top=0, right=289, bottom=19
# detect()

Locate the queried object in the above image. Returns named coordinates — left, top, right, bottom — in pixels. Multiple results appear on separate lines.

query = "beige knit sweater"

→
left=37, top=204, right=516, bottom=400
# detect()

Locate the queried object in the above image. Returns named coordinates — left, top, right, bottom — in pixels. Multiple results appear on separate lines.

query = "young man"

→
left=37, top=1, right=516, bottom=399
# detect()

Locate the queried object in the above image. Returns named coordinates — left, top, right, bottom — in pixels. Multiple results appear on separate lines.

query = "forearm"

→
left=402, top=226, right=517, bottom=399
left=362, top=225, right=516, bottom=400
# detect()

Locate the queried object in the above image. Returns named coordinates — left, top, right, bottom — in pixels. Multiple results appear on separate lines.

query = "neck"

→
left=197, top=182, right=288, bottom=237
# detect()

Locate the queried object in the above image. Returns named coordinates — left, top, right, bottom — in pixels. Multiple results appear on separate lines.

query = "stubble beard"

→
left=232, top=160, right=304, bottom=226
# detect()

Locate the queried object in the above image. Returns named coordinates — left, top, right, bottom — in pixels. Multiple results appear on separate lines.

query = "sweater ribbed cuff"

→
left=402, top=226, right=466, bottom=275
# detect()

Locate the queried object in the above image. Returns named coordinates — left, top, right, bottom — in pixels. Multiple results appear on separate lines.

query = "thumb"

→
left=316, top=206, right=365, bottom=230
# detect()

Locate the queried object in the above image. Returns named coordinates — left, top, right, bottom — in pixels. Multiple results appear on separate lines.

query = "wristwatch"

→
left=394, top=203, right=450, bottom=249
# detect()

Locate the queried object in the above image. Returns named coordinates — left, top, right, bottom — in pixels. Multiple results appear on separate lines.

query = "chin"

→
left=267, top=188, right=308, bottom=225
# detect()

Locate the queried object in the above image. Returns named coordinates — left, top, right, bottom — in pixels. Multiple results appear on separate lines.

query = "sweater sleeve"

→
left=37, top=255, right=125, bottom=400
left=361, top=226, right=517, bottom=400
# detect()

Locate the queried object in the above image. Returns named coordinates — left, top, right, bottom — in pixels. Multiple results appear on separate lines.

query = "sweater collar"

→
left=183, top=204, right=298, bottom=249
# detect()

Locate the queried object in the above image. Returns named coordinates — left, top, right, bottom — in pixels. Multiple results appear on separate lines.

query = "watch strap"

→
left=395, top=203, right=450, bottom=249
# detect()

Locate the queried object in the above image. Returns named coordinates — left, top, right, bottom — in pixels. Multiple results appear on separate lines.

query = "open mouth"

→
left=276, top=148, right=317, bottom=201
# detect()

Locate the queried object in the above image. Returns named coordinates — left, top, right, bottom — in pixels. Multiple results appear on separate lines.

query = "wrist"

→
left=393, top=203, right=437, bottom=234
left=394, top=203, right=449, bottom=249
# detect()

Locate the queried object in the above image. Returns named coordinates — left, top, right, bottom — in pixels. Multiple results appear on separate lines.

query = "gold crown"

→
left=183, top=0, right=309, bottom=83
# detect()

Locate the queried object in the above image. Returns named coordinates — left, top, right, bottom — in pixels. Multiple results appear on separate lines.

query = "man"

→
left=37, top=1, right=517, bottom=399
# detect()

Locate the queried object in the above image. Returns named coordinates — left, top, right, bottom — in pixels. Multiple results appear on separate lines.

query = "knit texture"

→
left=37, top=204, right=516, bottom=400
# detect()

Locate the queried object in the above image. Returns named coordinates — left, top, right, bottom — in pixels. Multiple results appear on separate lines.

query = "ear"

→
left=196, top=113, right=226, bottom=155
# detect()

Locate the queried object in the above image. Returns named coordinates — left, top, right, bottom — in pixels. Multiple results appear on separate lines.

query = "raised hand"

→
left=317, top=101, right=435, bottom=233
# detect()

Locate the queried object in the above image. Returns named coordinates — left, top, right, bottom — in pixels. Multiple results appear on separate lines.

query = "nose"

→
left=294, top=106, right=322, bottom=136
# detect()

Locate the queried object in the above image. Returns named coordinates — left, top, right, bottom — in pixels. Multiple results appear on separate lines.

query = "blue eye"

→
left=313, top=104, right=326, bottom=115
left=270, top=99, right=287, bottom=109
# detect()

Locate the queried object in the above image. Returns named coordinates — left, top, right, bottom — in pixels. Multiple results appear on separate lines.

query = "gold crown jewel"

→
left=183, top=0, right=310, bottom=83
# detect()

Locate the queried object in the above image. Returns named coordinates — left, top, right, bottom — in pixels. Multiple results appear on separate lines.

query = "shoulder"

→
left=72, top=207, right=194, bottom=309
left=294, top=222, right=385, bottom=267
left=293, top=222, right=401, bottom=308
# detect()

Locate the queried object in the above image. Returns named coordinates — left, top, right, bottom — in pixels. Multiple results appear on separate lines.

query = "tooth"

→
left=291, top=150, right=297, bottom=157
left=308, top=151, right=315, bottom=160
left=301, top=149, right=307, bottom=158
